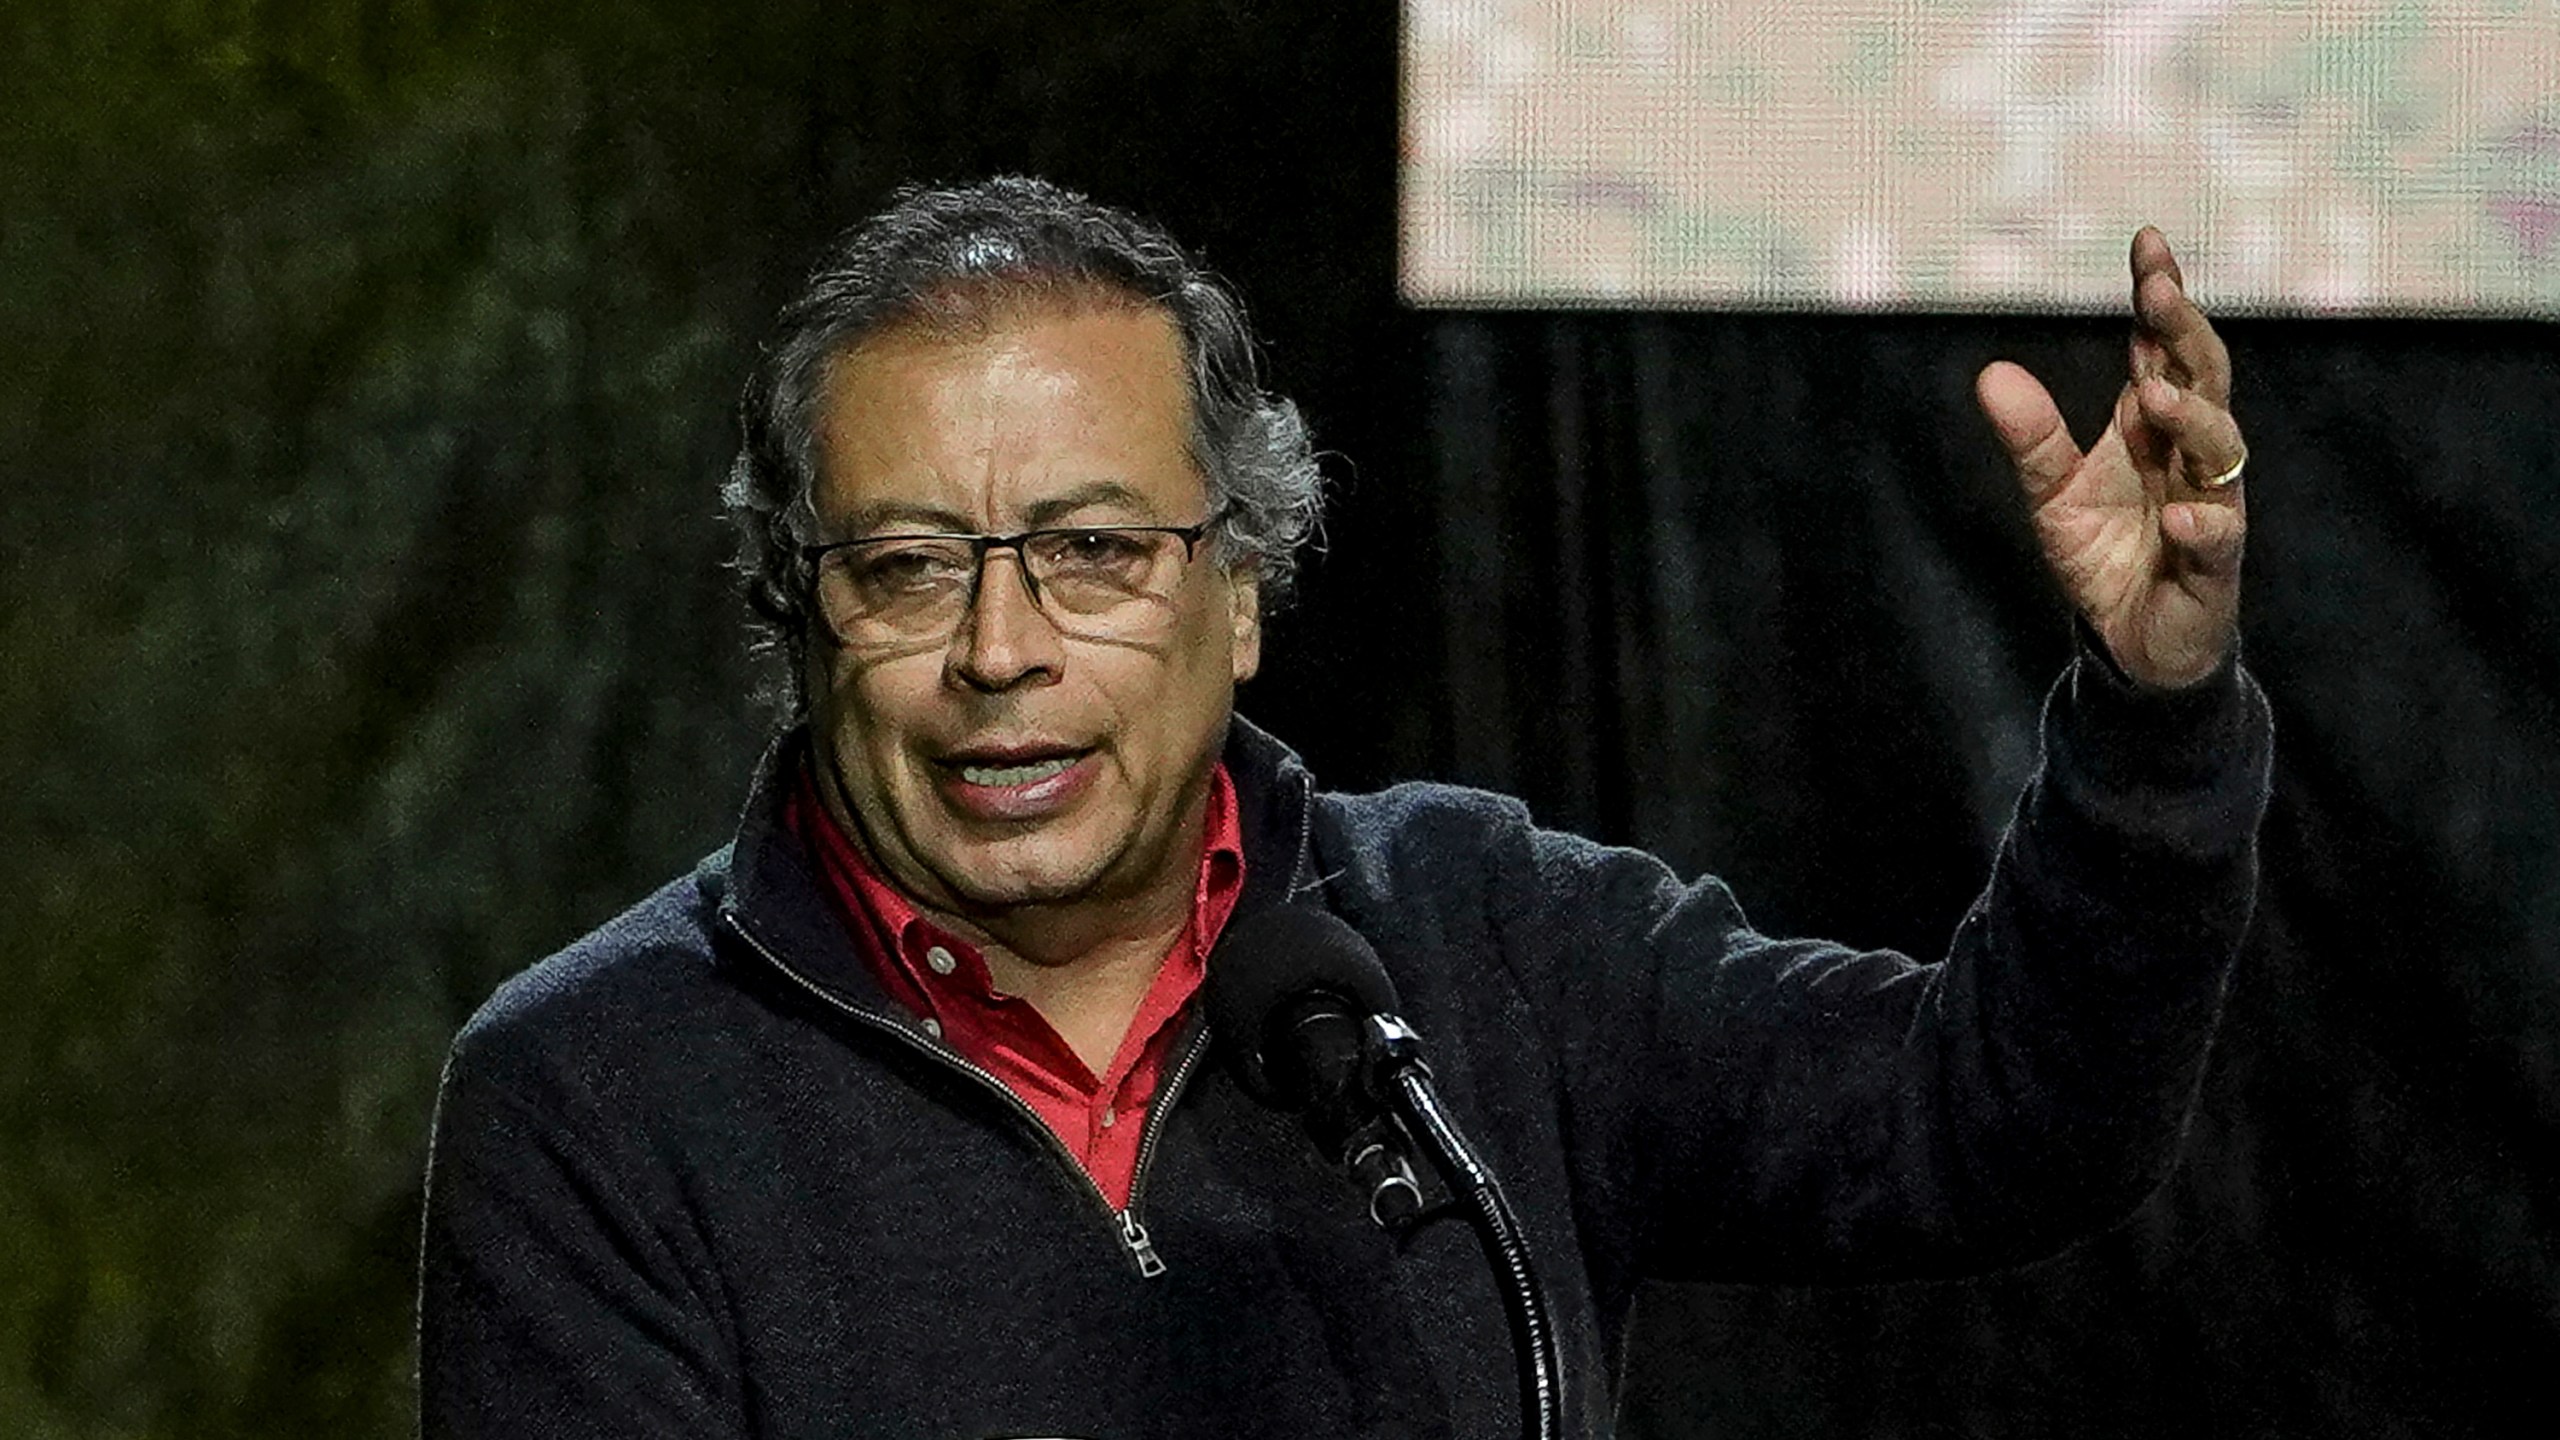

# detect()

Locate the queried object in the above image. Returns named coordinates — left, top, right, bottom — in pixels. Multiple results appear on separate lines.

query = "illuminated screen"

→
left=1401, top=1, right=2560, bottom=314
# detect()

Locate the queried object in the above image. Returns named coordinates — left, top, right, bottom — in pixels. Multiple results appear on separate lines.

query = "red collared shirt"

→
left=788, top=758, right=1245, bottom=1211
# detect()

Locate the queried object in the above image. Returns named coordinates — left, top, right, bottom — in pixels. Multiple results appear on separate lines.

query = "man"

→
left=419, top=177, right=2269, bottom=1438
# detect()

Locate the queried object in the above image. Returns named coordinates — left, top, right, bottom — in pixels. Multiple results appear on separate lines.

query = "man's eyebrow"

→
left=1019, top=481, right=1155, bottom=529
left=841, top=501, right=978, bottom=536
left=840, top=481, right=1159, bottom=538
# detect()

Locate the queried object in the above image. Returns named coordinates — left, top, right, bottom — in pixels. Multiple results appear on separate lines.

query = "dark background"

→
left=5, top=3, right=2554, bottom=1436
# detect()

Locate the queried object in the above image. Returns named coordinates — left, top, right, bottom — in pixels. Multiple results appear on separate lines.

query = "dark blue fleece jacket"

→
left=419, top=652, right=2270, bottom=1439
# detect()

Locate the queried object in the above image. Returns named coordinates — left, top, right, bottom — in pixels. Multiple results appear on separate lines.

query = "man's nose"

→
left=949, top=548, right=1064, bottom=692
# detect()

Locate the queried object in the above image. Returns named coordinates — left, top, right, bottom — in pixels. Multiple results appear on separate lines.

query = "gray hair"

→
left=722, top=176, right=1324, bottom=720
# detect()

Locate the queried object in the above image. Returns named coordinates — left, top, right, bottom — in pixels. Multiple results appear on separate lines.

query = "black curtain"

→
left=1414, top=311, right=2560, bottom=1436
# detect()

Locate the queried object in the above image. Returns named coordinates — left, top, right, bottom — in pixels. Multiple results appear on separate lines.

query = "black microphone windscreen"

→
left=1205, top=906, right=1401, bottom=1105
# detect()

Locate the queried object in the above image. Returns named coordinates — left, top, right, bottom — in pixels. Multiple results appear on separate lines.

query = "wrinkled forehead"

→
left=811, top=297, right=1209, bottom=536
left=819, top=274, right=1200, bottom=453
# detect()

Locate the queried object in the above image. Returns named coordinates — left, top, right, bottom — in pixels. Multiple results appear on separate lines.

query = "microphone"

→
left=1205, top=905, right=1398, bottom=1110
left=1205, top=906, right=1565, bottom=1440
left=1205, top=906, right=1431, bottom=1225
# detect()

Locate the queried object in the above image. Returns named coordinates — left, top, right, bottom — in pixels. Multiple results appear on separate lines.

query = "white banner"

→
left=1402, top=0, right=2560, bottom=314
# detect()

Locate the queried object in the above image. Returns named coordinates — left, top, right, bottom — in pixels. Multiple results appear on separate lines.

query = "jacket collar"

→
left=713, top=714, right=1317, bottom=1011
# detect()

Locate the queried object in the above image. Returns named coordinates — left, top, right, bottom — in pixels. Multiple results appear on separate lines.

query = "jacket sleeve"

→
left=1491, top=647, right=2272, bottom=1285
left=417, top=1022, right=746, bottom=1438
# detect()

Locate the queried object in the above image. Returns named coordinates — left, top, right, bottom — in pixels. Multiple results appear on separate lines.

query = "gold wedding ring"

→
left=2195, top=450, right=2247, bottom=490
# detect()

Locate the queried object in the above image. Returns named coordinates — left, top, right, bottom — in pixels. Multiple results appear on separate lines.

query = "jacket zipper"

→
left=720, top=908, right=1200, bottom=1279
left=1284, top=772, right=1320, bottom=901
left=1119, top=1027, right=1210, bottom=1275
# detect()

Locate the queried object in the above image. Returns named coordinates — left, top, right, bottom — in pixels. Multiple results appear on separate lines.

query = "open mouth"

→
left=952, top=754, right=1082, bottom=788
left=930, top=744, right=1101, bottom=821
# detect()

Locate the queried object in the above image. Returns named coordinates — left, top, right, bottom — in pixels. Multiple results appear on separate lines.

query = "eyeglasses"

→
left=802, top=508, right=1229, bottom=647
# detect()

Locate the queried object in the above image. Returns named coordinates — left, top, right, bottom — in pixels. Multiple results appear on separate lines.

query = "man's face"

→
left=804, top=300, right=1260, bottom=923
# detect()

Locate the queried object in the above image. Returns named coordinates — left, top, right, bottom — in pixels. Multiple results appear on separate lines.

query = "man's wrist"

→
left=2062, top=612, right=2260, bottom=795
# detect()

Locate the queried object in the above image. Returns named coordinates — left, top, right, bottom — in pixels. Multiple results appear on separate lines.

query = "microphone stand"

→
left=1361, top=1014, right=1564, bottom=1440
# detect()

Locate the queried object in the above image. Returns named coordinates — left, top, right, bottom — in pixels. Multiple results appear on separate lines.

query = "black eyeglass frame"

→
left=797, top=504, right=1233, bottom=635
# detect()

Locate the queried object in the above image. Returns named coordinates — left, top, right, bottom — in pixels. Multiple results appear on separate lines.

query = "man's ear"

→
left=1228, top=571, right=1262, bottom=684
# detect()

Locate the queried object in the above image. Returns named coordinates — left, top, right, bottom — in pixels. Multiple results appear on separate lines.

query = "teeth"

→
left=958, top=755, right=1079, bottom=787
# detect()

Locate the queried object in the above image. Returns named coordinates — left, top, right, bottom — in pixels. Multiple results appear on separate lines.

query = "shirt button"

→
left=921, top=1018, right=943, bottom=1040
left=924, top=945, right=958, bottom=976
left=1100, top=1106, right=1117, bottom=1129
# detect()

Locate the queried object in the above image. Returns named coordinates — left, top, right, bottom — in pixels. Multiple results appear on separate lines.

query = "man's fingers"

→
left=2135, top=377, right=2247, bottom=501
left=2130, top=330, right=2168, bottom=384
left=2130, top=229, right=2232, bottom=405
left=1975, top=360, right=2081, bottom=498
left=2138, top=271, right=2232, bottom=402
left=2132, top=225, right=2184, bottom=289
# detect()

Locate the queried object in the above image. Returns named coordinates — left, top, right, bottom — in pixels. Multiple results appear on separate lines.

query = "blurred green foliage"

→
left=0, top=3, right=810, bottom=1433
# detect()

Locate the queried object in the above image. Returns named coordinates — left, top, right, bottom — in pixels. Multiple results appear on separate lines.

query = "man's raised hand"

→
left=1976, top=228, right=2247, bottom=690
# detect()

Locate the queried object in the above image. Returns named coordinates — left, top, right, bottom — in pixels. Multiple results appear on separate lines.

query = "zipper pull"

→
left=1118, top=1212, right=1168, bottom=1278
